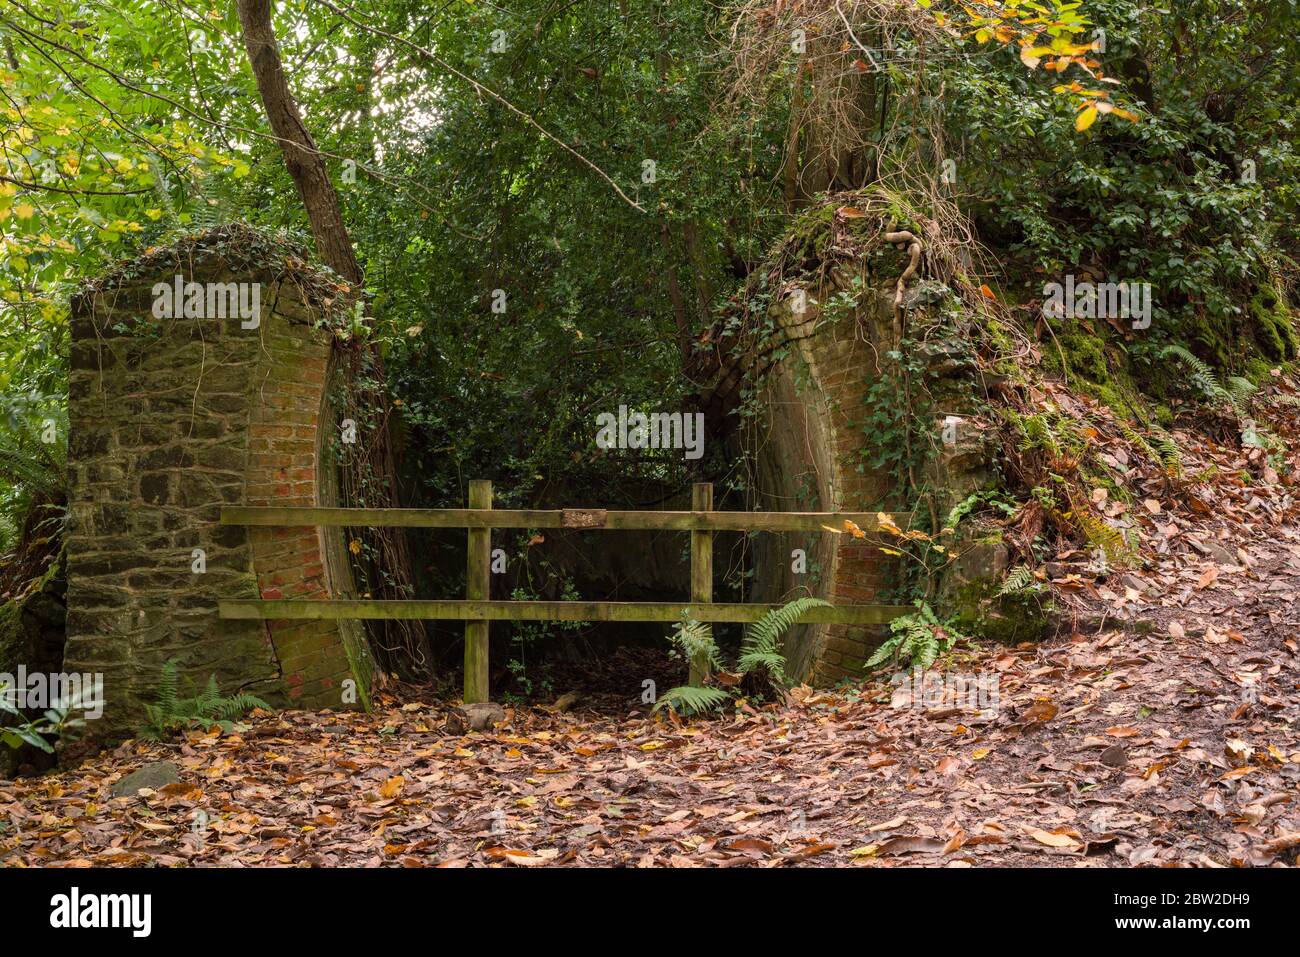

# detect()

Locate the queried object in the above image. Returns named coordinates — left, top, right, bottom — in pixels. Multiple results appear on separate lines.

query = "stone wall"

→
left=65, top=228, right=372, bottom=742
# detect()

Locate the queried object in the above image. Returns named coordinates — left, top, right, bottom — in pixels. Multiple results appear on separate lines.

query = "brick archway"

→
left=745, top=280, right=900, bottom=684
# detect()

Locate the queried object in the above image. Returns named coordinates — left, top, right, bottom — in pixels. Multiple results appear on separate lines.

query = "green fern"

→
left=156, top=660, right=179, bottom=716
left=656, top=598, right=826, bottom=716
left=866, top=601, right=963, bottom=671
left=141, top=659, right=270, bottom=739
left=997, top=564, right=1039, bottom=596
left=1117, top=421, right=1183, bottom=476
left=669, top=616, right=722, bottom=672
left=737, top=597, right=830, bottom=687
left=1148, top=426, right=1184, bottom=476
left=1072, top=508, right=1136, bottom=565
left=1160, top=344, right=1224, bottom=399
left=1159, top=345, right=1255, bottom=417
left=653, top=685, right=732, bottom=717
left=1227, top=374, right=1258, bottom=408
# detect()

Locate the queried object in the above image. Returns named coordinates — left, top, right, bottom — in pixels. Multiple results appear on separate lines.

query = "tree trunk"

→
left=237, top=0, right=362, bottom=283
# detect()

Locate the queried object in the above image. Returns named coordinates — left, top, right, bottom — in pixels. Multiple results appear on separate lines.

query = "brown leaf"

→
left=1026, top=827, right=1083, bottom=849
left=1022, top=700, right=1058, bottom=724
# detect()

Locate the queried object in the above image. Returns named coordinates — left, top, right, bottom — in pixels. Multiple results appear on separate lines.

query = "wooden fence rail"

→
left=218, top=482, right=912, bottom=703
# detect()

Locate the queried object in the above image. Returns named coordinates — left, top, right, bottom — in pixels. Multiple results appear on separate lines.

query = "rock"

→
left=1188, top=537, right=1236, bottom=566
left=1100, top=745, right=1128, bottom=768
left=111, top=761, right=179, bottom=796
left=463, top=702, right=506, bottom=731
left=1120, top=573, right=1152, bottom=595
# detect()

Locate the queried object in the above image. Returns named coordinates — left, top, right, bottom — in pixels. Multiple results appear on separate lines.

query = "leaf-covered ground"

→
left=4, top=387, right=1300, bottom=867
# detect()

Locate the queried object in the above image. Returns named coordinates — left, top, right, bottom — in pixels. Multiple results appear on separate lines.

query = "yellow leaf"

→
left=879, top=547, right=903, bottom=556
left=378, top=776, right=404, bottom=799
left=348, top=539, right=362, bottom=555
left=15, top=202, right=35, bottom=220
left=1075, top=105, right=1099, bottom=131
left=844, top=519, right=866, bottom=539
left=876, top=512, right=904, bottom=537
left=973, top=748, right=991, bottom=760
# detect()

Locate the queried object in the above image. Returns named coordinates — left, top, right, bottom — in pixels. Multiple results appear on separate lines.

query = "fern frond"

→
left=1227, top=376, right=1257, bottom=407
left=1148, top=426, right=1183, bottom=476
left=156, top=660, right=179, bottom=717
left=193, top=675, right=221, bottom=716
left=669, top=617, right=721, bottom=670
left=211, top=693, right=270, bottom=721
left=653, top=685, right=731, bottom=717
left=738, top=597, right=828, bottom=686
left=1160, top=345, right=1244, bottom=414
left=1071, top=509, right=1136, bottom=565
left=997, top=565, right=1039, bottom=596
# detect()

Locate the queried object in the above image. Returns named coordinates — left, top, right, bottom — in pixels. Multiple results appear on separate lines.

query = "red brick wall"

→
left=246, top=317, right=357, bottom=704
left=748, top=281, right=898, bottom=685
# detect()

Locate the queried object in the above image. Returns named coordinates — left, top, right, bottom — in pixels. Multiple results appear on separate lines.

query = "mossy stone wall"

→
left=65, top=231, right=372, bottom=742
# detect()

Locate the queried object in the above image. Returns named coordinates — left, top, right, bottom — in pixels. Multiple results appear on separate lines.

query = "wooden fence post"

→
left=464, top=479, right=492, bottom=703
left=689, top=482, right=713, bottom=687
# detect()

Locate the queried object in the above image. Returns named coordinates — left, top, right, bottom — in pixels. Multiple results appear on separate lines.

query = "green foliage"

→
left=1072, top=507, right=1138, bottom=566
left=866, top=601, right=965, bottom=672
left=652, top=685, right=732, bottom=717
left=656, top=598, right=829, bottom=716
left=736, top=596, right=831, bottom=686
left=0, top=678, right=87, bottom=754
left=944, top=490, right=1019, bottom=532
left=997, top=565, right=1041, bottom=597
left=857, top=338, right=940, bottom=507
left=141, top=660, right=270, bottom=740
left=1118, top=421, right=1183, bottom=476
left=948, top=0, right=1300, bottom=382
left=0, top=402, right=67, bottom=556
left=1159, top=345, right=1235, bottom=408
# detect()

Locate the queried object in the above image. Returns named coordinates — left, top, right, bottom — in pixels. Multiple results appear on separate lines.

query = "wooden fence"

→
left=219, top=482, right=911, bottom=702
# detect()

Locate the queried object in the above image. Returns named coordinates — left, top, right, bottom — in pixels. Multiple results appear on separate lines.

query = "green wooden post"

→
left=689, top=482, right=713, bottom=686
left=464, top=480, right=492, bottom=703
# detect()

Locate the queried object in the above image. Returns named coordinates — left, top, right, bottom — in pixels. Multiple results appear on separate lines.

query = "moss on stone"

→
left=946, top=576, right=1051, bottom=644
left=1250, top=284, right=1298, bottom=361
left=0, top=599, right=23, bottom=674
